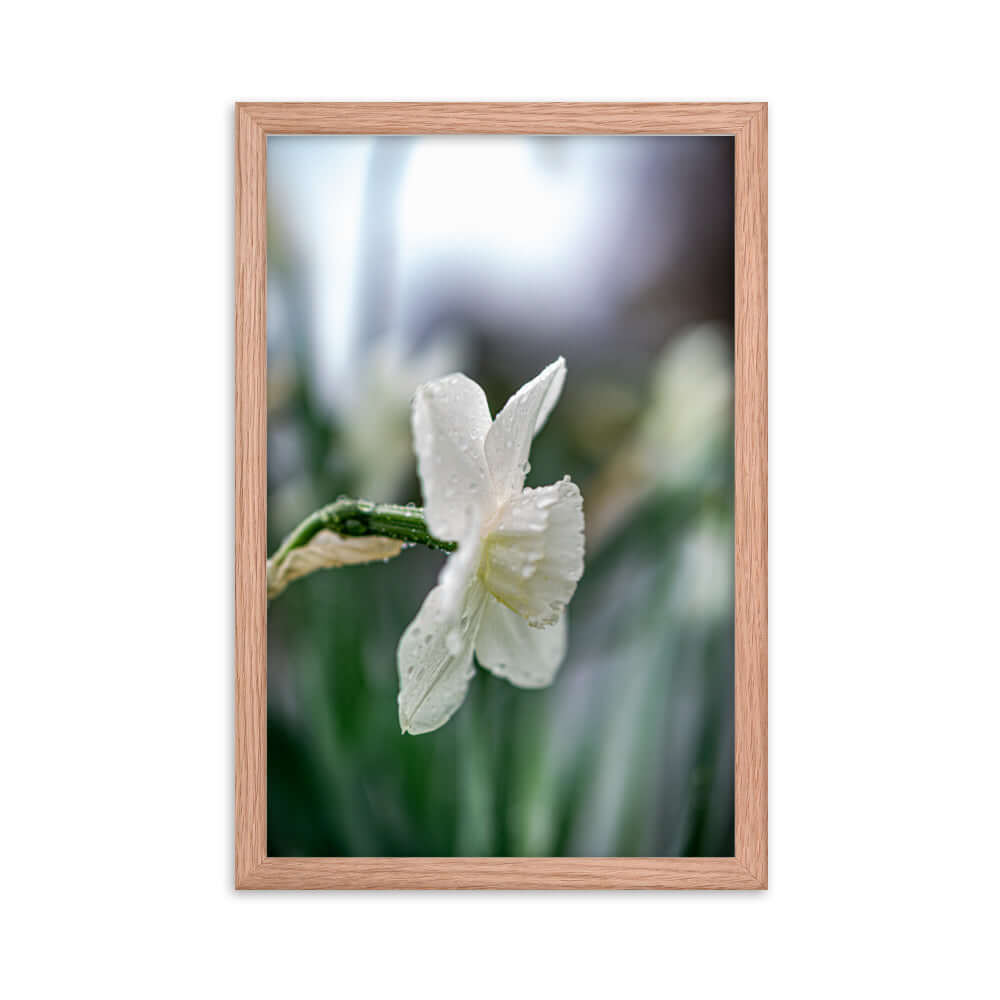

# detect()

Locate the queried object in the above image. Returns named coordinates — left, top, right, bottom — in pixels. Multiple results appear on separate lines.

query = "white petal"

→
left=437, top=526, right=484, bottom=622
left=484, top=358, right=566, bottom=503
left=531, top=359, right=567, bottom=435
left=397, top=564, right=488, bottom=735
left=475, top=597, right=567, bottom=688
left=412, top=373, right=495, bottom=541
left=480, top=477, right=585, bottom=627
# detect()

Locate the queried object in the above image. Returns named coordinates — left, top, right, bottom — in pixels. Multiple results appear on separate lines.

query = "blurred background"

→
left=266, top=135, right=735, bottom=857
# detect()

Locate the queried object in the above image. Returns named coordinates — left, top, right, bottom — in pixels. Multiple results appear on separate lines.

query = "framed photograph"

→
left=236, top=102, right=767, bottom=889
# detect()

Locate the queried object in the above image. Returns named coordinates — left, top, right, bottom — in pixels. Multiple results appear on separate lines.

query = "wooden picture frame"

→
left=236, top=102, right=767, bottom=889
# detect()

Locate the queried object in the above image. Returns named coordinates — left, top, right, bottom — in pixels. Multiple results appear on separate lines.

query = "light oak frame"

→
left=236, top=102, right=767, bottom=889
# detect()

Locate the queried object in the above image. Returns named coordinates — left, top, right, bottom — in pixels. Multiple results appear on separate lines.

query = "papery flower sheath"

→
left=398, top=358, right=585, bottom=734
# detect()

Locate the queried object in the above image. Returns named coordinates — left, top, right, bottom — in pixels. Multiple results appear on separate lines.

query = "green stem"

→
left=269, top=497, right=456, bottom=570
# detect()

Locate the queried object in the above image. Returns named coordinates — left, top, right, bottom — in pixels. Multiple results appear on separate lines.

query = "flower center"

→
left=473, top=488, right=580, bottom=629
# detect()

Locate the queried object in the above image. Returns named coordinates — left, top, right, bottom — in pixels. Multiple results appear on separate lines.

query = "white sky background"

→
left=267, top=135, right=690, bottom=415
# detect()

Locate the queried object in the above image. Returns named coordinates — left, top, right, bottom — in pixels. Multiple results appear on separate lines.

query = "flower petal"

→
left=397, top=568, right=488, bottom=735
left=475, top=597, right=567, bottom=688
left=480, top=477, right=585, bottom=627
left=484, top=358, right=566, bottom=503
left=412, top=373, right=495, bottom=541
left=437, top=524, right=484, bottom=622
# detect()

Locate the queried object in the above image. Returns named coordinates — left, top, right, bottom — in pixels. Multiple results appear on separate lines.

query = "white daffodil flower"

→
left=398, top=358, right=585, bottom=734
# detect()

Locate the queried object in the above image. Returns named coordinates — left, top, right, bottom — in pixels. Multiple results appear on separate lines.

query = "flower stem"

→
left=269, top=497, right=456, bottom=572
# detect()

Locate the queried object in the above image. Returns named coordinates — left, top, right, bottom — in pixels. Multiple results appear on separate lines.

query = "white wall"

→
left=2, top=3, right=996, bottom=997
